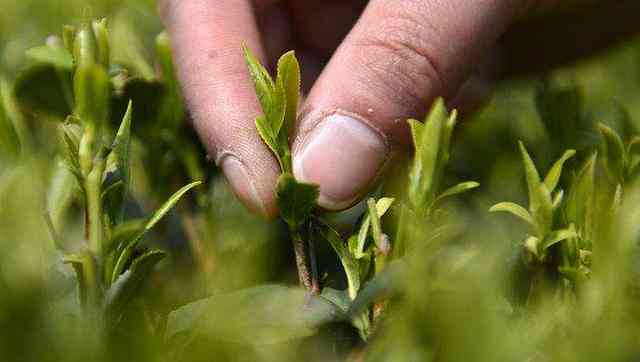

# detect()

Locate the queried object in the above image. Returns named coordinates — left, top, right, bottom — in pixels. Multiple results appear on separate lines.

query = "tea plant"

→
left=25, top=20, right=200, bottom=329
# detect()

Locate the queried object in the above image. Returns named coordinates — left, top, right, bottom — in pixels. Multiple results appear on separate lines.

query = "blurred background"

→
left=1, top=1, right=640, bottom=361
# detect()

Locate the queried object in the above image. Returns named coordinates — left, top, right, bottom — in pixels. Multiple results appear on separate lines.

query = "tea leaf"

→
left=566, top=154, right=596, bottom=238
left=166, top=285, right=341, bottom=345
left=14, top=64, right=72, bottom=117
left=103, top=219, right=145, bottom=255
left=356, top=197, right=395, bottom=257
left=348, top=260, right=407, bottom=318
left=552, top=189, right=564, bottom=210
left=276, top=50, right=300, bottom=137
left=105, top=250, right=166, bottom=323
left=543, top=149, right=576, bottom=192
left=408, top=99, right=448, bottom=208
left=489, top=202, right=535, bottom=228
left=598, top=123, right=626, bottom=181
left=112, top=181, right=201, bottom=283
left=518, top=141, right=552, bottom=237
left=434, top=181, right=480, bottom=206
left=315, top=220, right=360, bottom=300
left=108, top=100, right=133, bottom=223
left=276, top=173, right=318, bottom=229
left=26, top=45, right=73, bottom=70
left=541, top=225, right=577, bottom=252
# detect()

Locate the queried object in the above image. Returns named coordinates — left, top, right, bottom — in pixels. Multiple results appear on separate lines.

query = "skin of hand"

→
left=158, top=0, right=637, bottom=217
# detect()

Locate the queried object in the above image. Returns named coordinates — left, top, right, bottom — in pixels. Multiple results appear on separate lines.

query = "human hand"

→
left=159, top=0, right=636, bottom=216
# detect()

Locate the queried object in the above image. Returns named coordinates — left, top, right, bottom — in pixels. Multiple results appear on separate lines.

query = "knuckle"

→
left=351, top=10, right=448, bottom=108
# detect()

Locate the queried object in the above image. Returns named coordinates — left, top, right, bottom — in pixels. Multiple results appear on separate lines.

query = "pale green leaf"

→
left=74, top=64, right=110, bottom=126
left=543, top=149, right=576, bottom=192
left=541, top=225, right=577, bottom=252
left=518, top=141, right=552, bottom=237
left=26, top=45, right=73, bottom=69
left=356, top=197, right=395, bottom=256
left=315, top=221, right=360, bottom=300
left=552, top=189, right=564, bottom=210
left=489, top=202, right=535, bottom=228
left=276, top=50, right=300, bottom=137
left=434, top=181, right=480, bottom=205
left=108, top=100, right=133, bottom=223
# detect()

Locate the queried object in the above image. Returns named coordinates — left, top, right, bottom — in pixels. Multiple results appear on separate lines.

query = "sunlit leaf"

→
left=489, top=202, right=535, bottom=228
left=543, top=149, right=576, bottom=192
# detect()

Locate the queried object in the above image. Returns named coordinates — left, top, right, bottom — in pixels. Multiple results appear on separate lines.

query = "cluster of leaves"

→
left=22, top=20, right=200, bottom=327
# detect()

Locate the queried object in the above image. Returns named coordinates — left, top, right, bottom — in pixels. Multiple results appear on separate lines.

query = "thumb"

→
left=292, top=0, right=529, bottom=210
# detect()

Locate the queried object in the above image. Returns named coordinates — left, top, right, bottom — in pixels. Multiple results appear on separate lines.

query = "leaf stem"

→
left=291, top=229, right=316, bottom=293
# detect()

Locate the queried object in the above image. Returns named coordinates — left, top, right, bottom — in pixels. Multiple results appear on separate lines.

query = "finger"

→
left=160, top=0, right=281, bottom=217
left=292, top=0, right=529, bottom=210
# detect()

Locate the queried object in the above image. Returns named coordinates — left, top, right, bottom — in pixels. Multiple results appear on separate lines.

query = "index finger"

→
left=160, top=0, right=281, bottom=216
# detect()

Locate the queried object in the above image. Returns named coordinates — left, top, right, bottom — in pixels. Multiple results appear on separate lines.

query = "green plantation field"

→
left=2, top=1, right=640, bottom=361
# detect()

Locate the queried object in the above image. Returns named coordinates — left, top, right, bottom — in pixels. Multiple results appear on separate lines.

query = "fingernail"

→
left=293, top=114, right=388, bottom=210
left=220, top=155, right=267, bottom=215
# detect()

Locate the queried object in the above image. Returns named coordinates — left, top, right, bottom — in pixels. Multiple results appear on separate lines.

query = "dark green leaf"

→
left=276, top=173, right=318, bottom=229
left=566, top=153, right=596, bottom=238
left=14, top=64, right=72, bottom=117
left=315, top=220, right=360, bottom=300
left=105, top=250, right=166, bottom=323
left=112, top=181, right=202, bottom=283
left=107, top=100, right=133, bottom=223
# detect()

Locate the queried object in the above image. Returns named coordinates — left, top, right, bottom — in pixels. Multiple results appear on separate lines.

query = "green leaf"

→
left=408, top=98, right=448, bottom=208
left=598, top=123, right=626, bottom=182
left=543, top=149, right=576, bottom=192
left=489, top=202, right=535, bottom=228
left=14, top=64, right=72, bottom=117
left=255, top=115, right=281, bottom=167
left=276, top=50, right=300, bottom=137
left=566, top=154, right=596, bottom=238
left=348, top=260, right=407, bottom=318
left=518, top=141, right=552, bottom=237
left=47, top=160, right=76, bottom=239
left=26, top=45, right=73, bottom=69
left=103, top=219, right=145, bottom=255
left=276, top=173, right=318, bottom=229
left=552, top=189, right=564, bottom=210
left=166, top=285, right=341, bottom=345
left=434, top=181, right=480, bottom=206
left=105, top=250, right=166, bottom=323
left=315, top=220, right=360, bottom=300
left=356, top=197, right=395, bottom=257
left=74, top=64, right=110, bottom=126
left=112, top=181, right=202, bottom=283
left=101, top=180, right=125, bottom=229
left=541, top=225, right=577, bottom=252
left=108, top=101, right=133, bottom=224
left=58, top=122, right=83, bottom=185
left=244, top=47, right=285, bottom=135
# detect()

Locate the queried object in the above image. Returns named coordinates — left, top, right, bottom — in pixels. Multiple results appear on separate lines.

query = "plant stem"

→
left=86, top=156, right=105, bottom=258
left=291, top=229, right=315, bottom=293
